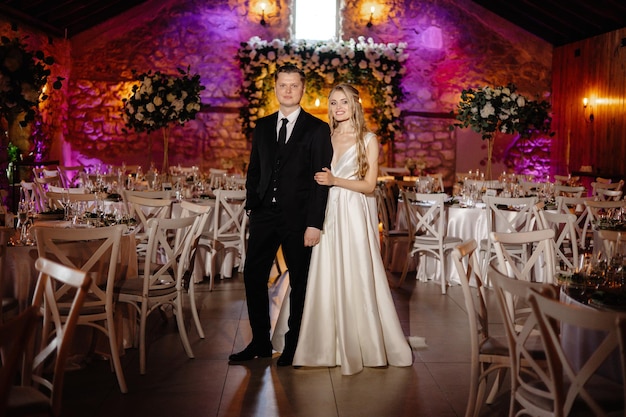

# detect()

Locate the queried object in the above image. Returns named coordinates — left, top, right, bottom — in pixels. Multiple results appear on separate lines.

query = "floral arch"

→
left=237, top=36, right=408, bottom=144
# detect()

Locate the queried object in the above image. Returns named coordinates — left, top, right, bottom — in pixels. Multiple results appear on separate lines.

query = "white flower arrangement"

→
left=237, top=36, right=408, bottom=144
left=452, top=83, right=552, bottom=140
left=121, top=67, right=204, bottom=133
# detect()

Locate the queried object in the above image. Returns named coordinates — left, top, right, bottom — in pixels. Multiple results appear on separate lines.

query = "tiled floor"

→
left=61, top=271, right=511, bottom=417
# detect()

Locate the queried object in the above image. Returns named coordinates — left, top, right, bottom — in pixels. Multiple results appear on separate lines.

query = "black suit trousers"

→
left=243, top=205, right=313, bottom=352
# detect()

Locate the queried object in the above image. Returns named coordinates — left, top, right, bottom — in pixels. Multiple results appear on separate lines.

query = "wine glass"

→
left=61, top=188, right=71, bottom=221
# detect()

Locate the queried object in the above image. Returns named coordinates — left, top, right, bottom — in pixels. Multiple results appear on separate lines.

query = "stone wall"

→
left=5, top=0, right=553, bottom=183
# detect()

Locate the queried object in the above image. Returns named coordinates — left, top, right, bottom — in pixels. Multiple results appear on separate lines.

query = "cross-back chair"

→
left=537, top=210, right=579, bottom=274
left=400, top=191, right=461, bottom=293
left=528, top=290, right=625, bottom=417
left=489, top=264, right=558, bottom=417
left=6, top=258, right=91, bottom=417
left=491, top=228, right=557, bottom=284
left=115, top=215, right=198, bottom=374
left=178, top=200, right=213, bottom=335
left=452, top=239, right=510, bottom=417
left=34, top=224, right=128, bottom=393
left=480, top=195, right=539, bottom=278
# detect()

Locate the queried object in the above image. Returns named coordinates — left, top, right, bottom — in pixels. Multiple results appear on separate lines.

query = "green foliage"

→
left=452, top=83, right=552, bottom=140
left=0, top=35, right=64, bottom=126
left=121, top=67, right=205, bottom=134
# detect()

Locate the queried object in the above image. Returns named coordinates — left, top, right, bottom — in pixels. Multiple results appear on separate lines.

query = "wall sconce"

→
left=583, top=97, right=594, bottom=122
left=260, top=3, right=266, bottom=26
left=367, top=6, right=375, bottom=28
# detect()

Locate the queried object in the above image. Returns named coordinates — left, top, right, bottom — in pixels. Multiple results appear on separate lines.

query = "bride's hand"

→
left=314, top=167, right=335, bottom=186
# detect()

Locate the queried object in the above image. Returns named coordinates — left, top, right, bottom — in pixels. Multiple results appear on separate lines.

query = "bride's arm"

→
left=314, top=137, right=379, bottom=194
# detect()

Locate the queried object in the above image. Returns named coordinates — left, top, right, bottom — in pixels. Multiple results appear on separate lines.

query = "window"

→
left=294, top=0, right=339, bottom=41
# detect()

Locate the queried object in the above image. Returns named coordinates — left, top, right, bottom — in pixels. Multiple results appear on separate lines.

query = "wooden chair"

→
left=594, top=188, right=623, bottom=201
left=591, top=180, right=624, bottom=199
left=528, top=290, right=625, bottom=416
left=379, top=166, right=410, bottom=178
left=584, top=199, right=626, bottom=231
left=57, top=165, right=85, bottom=188
left=6, top=258, right=91, bottom=417
left=537, top=211, right=579, bottom=274
left=178, top=200, right=213, bottom=334
left=488, top=265, right=558, bottom=417
left=554, top=185, right=586, bottom=198
left=207, top=189, right=248, bottom=281
left=400, top=191, right=461, bottom=293
left=480, top=195, right=539, bottom=278
left=555, top=195, right=594, bottom=251
left=451, top=240, right=509, bottom=417
left=491, top=229, right=557, bottom=284
left=374, top=185, right=410, bottom=269
left=34, top=224, right=128, bottom=393
left=125, top=194, right=172, bottom=257
left=115, top=215, right=198, bottom=374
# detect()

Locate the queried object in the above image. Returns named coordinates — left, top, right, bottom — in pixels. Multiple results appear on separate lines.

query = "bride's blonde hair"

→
left=328, top=83, right=370, bottom=179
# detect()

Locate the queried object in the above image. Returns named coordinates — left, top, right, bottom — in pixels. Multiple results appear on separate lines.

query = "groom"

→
left=229, top=64, right=333, bottom=366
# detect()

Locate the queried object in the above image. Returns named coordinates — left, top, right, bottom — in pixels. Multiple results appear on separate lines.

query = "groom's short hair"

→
left=275, top=64, right=305, bottom=83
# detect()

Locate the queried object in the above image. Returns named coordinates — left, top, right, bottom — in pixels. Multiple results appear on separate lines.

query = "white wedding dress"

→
left=292, top=132, right=413, bottom=375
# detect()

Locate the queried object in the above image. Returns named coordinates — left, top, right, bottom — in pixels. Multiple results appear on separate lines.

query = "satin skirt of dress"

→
left=292, top=188, right=413, bottom=375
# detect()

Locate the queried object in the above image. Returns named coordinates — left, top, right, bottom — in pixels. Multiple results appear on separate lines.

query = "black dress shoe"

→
left=277, top=352, right=294, bottom=367
left=229, top=343, right=272, bottom=362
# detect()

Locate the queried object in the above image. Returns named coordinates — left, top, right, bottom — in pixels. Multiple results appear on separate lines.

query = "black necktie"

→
left=278, top=118, right=288, bottom=147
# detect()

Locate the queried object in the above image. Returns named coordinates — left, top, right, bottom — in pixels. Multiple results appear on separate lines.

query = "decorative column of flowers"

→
left=237, top=36, right=408, bottom=146
left=0, top=35, right=63, bottom=160
left=121, top=67, right=204, bottom=174
left=451, top=83, right=552, bottom=179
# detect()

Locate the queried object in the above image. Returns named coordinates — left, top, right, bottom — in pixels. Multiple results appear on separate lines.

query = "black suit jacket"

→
left=246, top=109, right=333, bottom=231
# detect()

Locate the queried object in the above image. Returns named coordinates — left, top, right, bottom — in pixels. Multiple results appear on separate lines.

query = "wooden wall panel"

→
left=552, top=28, right=626, bottom=180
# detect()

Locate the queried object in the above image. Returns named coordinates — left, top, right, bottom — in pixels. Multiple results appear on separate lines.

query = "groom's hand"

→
left=304, top=227, right=321, bottom=247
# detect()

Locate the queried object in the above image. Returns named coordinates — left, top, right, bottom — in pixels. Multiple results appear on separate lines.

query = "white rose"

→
left=480, top=102, right=495, bottom=118
left=146, top=103, right=155, bottom=112
left=517, top=96, right=526, bottom=107
left=153, top=96, right=163, bottom=106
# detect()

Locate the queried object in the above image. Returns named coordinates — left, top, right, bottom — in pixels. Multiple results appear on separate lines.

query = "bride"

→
left=290, top=83, right=413, bottom=375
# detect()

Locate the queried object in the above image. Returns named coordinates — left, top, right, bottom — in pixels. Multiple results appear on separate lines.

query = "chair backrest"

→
left=34, top=225, right=124, bottom=320
left=491, top=228, right=556, bottom=283
left=212, top=189, right=247, bottom=245
left=528, top=289, right=625, bottom=416
left=19, top=181, right=38, bottom=209
left=538, top=210, right=579, bottom=273
left=554, top=185, right=586, bottom=198
left=594, top=188, right=624, bottom=201
left=0, top=306, right=38, bottom=412
left=556, top=195, right=594, bottom=250
left=126, top=195, right=172, bottom=241
left=379, top=166, right=410, bottom=177
left=57, top=165, right=84, bottom=188
left=519, top=181, right=548, bottom=196
left=595, top=176, right=612, bottom=184
left=596, top=230, right=624, bottom=261
left=142, top=216, right=197, bottom=291
left=401, top=191, right=448, bottom=246
left=45, top=191, right=105, bottom=212
left=489, top=264, right=559, bottom=417
left=584, top=200, right=626, bottom=230
left=483, top=196, right=540, bottom=235
left=591, top=180, right=624, bottom=198
left=375, top=184, right=396, bottom=233
left=178, top=201, right=213, bottom=271
left=451, top=240, right=490, bottom=355
left=27, top=257, right=91, bottom=417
